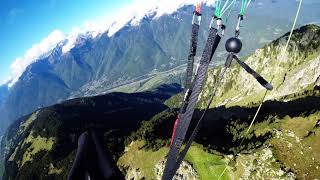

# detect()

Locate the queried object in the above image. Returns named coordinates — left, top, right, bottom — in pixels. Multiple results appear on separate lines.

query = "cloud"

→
left=6, top=8, right=24, bottom=24
left=8, top=30, right=66, bottom=87
left=62, top=27, right=82, bottom=53
left=5, top=0, right=218, bottom=87
left=52, top=0, right=218, bottom=54
left=106, top=0, right=216, bottom=36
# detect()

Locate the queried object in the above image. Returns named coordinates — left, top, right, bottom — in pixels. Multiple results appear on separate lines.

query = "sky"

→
left=0, top=0, right=318, bottom=85
left=0, top=0, right=133, bottom=84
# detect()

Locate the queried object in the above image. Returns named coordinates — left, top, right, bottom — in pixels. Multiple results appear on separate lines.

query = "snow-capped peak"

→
left=106, top=0, right=215, bottom=37
left=6, top=0, right=216, bottom=87
left=8, top=30, right=66, bottom=87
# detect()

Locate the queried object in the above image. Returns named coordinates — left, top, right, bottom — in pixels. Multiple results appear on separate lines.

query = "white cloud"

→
left=84, top=21, right=110, bottom=37
left=106, top=0, right=216, bottom=36
left=6, top=0, right=217, bottom=87
left=8, top=30, right=66, bottom=87
left=62, top=27, right=82, bottom=53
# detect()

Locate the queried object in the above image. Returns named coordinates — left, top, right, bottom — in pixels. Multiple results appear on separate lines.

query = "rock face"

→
left=0, top=85, right=9, bottom=106
left=125, top=168, right=145, bottom=180
left=199, top=24, right=320, bottom=108
left=232, top=148, right=296, bottom=179
left=155, top=160, right=199, bottom=180
left=0, top=84, right=9, bottom=134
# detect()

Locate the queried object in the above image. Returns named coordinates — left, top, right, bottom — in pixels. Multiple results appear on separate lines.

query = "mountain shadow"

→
left=1, top=83, right=182, bottom=180
left=131, top=95, right=320, bottom=154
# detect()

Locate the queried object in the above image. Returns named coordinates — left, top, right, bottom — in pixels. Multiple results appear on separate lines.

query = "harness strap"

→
left=162, top=27, right=221, bottom=180
left=185, top=23, right=200, bottom=90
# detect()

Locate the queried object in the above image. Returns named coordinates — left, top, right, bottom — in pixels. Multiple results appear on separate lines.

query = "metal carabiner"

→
left=235, top=14, right=244, bottom=37
left=209, top=16, right=226, bottom=36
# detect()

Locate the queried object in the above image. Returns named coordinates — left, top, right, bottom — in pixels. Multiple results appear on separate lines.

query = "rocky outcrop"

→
left=199, top=24, right=320, bottom=108
left=125, top=168, right=145, bottom=180
left=232, top=147, right=296, bottom=179
left=155, top=160, right=199, bottom=180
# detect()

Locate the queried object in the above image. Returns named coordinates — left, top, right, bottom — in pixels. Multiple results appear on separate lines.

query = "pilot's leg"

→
left=90, top=130, right=125, bottom=180
left=67, top=132, right=90, bottom=180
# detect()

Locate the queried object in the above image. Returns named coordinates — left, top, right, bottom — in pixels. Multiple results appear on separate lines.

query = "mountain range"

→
left=0, top=22, right=319, bottom=179
left=1, top=0, right=320, bottom=136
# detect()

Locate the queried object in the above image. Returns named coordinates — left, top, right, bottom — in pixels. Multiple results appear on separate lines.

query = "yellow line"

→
left=246, top=0, right=303, bottom=137
left=217, top=0, right=303, bottom=179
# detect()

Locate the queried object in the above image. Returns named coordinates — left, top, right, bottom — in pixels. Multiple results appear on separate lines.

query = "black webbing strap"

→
left=171, top=68, right=227, bottom=174
left=162, top=28, right=221, bottom=180
left=169, top=49, right=273, bottom=176
left=185, top=23, right=200, bottom=90
left=233, top=55, right=273, bottom=90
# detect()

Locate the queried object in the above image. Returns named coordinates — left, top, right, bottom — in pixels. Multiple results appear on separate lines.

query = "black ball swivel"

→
left=225, top=37, right=242, bottom=54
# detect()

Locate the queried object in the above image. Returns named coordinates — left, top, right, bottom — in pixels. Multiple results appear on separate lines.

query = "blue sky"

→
left=0, top=0, right=133, bottom=83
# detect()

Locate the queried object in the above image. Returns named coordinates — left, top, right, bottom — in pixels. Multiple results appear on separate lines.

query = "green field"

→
left=118, top=141, right=231, bottom=179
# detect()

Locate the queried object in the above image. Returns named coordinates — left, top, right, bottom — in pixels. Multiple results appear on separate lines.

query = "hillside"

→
left=123, top=94, right=320, bottom=179
left=118, top=24, right=320, bottom=179
left=0, top=84, right=181, bottom=179
left=200, top=24, right=320, bottom=108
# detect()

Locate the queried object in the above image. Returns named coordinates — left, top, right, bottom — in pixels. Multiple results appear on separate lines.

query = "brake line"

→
left=217, top=0, right=304, bottom=179
left=246, top=0, right=303, bottom=134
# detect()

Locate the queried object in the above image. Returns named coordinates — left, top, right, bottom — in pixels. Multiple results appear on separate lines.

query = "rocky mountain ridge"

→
left=198, top=24, right=320, bottom=108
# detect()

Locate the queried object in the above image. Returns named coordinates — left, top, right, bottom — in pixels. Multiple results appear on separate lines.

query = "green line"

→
left=240, top=0, right=248, bottom=15
left=214, top=0, right=222, bottom=18
left=217, top=0, right=304, bottom=179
